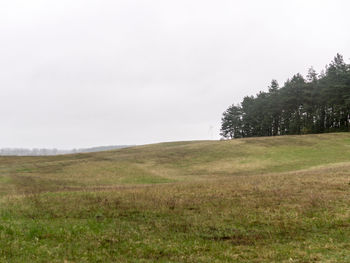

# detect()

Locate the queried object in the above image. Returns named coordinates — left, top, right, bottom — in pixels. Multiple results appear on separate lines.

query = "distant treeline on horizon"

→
left=221, top=54, right=350, bottom=139
left=0, top=145, right=132, bottom=156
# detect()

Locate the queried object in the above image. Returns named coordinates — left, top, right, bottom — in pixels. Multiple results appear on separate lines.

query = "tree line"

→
left=0, top=145, right=131, bottom=156
left=220, top=54, right=350, bottom=139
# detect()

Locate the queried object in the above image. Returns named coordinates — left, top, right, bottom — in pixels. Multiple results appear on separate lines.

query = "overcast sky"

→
left=1, top=0, right=350, bottom=148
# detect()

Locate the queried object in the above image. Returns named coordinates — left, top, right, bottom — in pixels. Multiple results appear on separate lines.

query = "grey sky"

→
left=1, top=0, right=350, bottom=148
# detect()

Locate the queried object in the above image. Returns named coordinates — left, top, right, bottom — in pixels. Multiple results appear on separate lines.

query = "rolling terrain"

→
left=1, top=133, right=350, bottom=262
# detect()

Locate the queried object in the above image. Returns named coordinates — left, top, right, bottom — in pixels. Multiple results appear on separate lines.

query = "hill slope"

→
left=1, top=132, right=350, bottom=194
left=1, top=133, right=350, bottom=262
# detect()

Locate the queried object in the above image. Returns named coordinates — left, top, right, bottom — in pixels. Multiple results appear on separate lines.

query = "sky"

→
left=1, top=0, right=350, bottom=148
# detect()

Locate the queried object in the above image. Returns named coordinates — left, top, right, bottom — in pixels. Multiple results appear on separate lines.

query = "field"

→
left=1, top=133, right=350, bottom=262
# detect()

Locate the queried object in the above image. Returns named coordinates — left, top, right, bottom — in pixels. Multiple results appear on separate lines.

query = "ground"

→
left=1, top=133, right=350, bottom=262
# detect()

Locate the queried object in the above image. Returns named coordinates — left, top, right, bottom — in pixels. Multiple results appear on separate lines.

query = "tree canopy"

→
left=221, top=54, right=350, bottom=139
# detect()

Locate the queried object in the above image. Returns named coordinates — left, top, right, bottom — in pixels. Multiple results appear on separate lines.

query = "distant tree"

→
left=220, top=104, right=243, bottom=139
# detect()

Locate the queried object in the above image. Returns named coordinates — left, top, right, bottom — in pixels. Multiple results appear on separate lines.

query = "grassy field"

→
left=1, top=133, right=350, bottom=262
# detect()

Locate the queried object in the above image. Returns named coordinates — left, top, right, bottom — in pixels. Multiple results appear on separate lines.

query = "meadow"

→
left=1, top=133, right=350, bottom=262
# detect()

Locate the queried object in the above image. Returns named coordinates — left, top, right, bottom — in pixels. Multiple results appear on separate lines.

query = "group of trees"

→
left=221, top=54, right=350, bottom=139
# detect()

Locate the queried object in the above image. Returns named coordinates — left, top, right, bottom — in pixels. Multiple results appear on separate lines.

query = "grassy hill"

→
left=1, top=133, right=350, bottom=262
